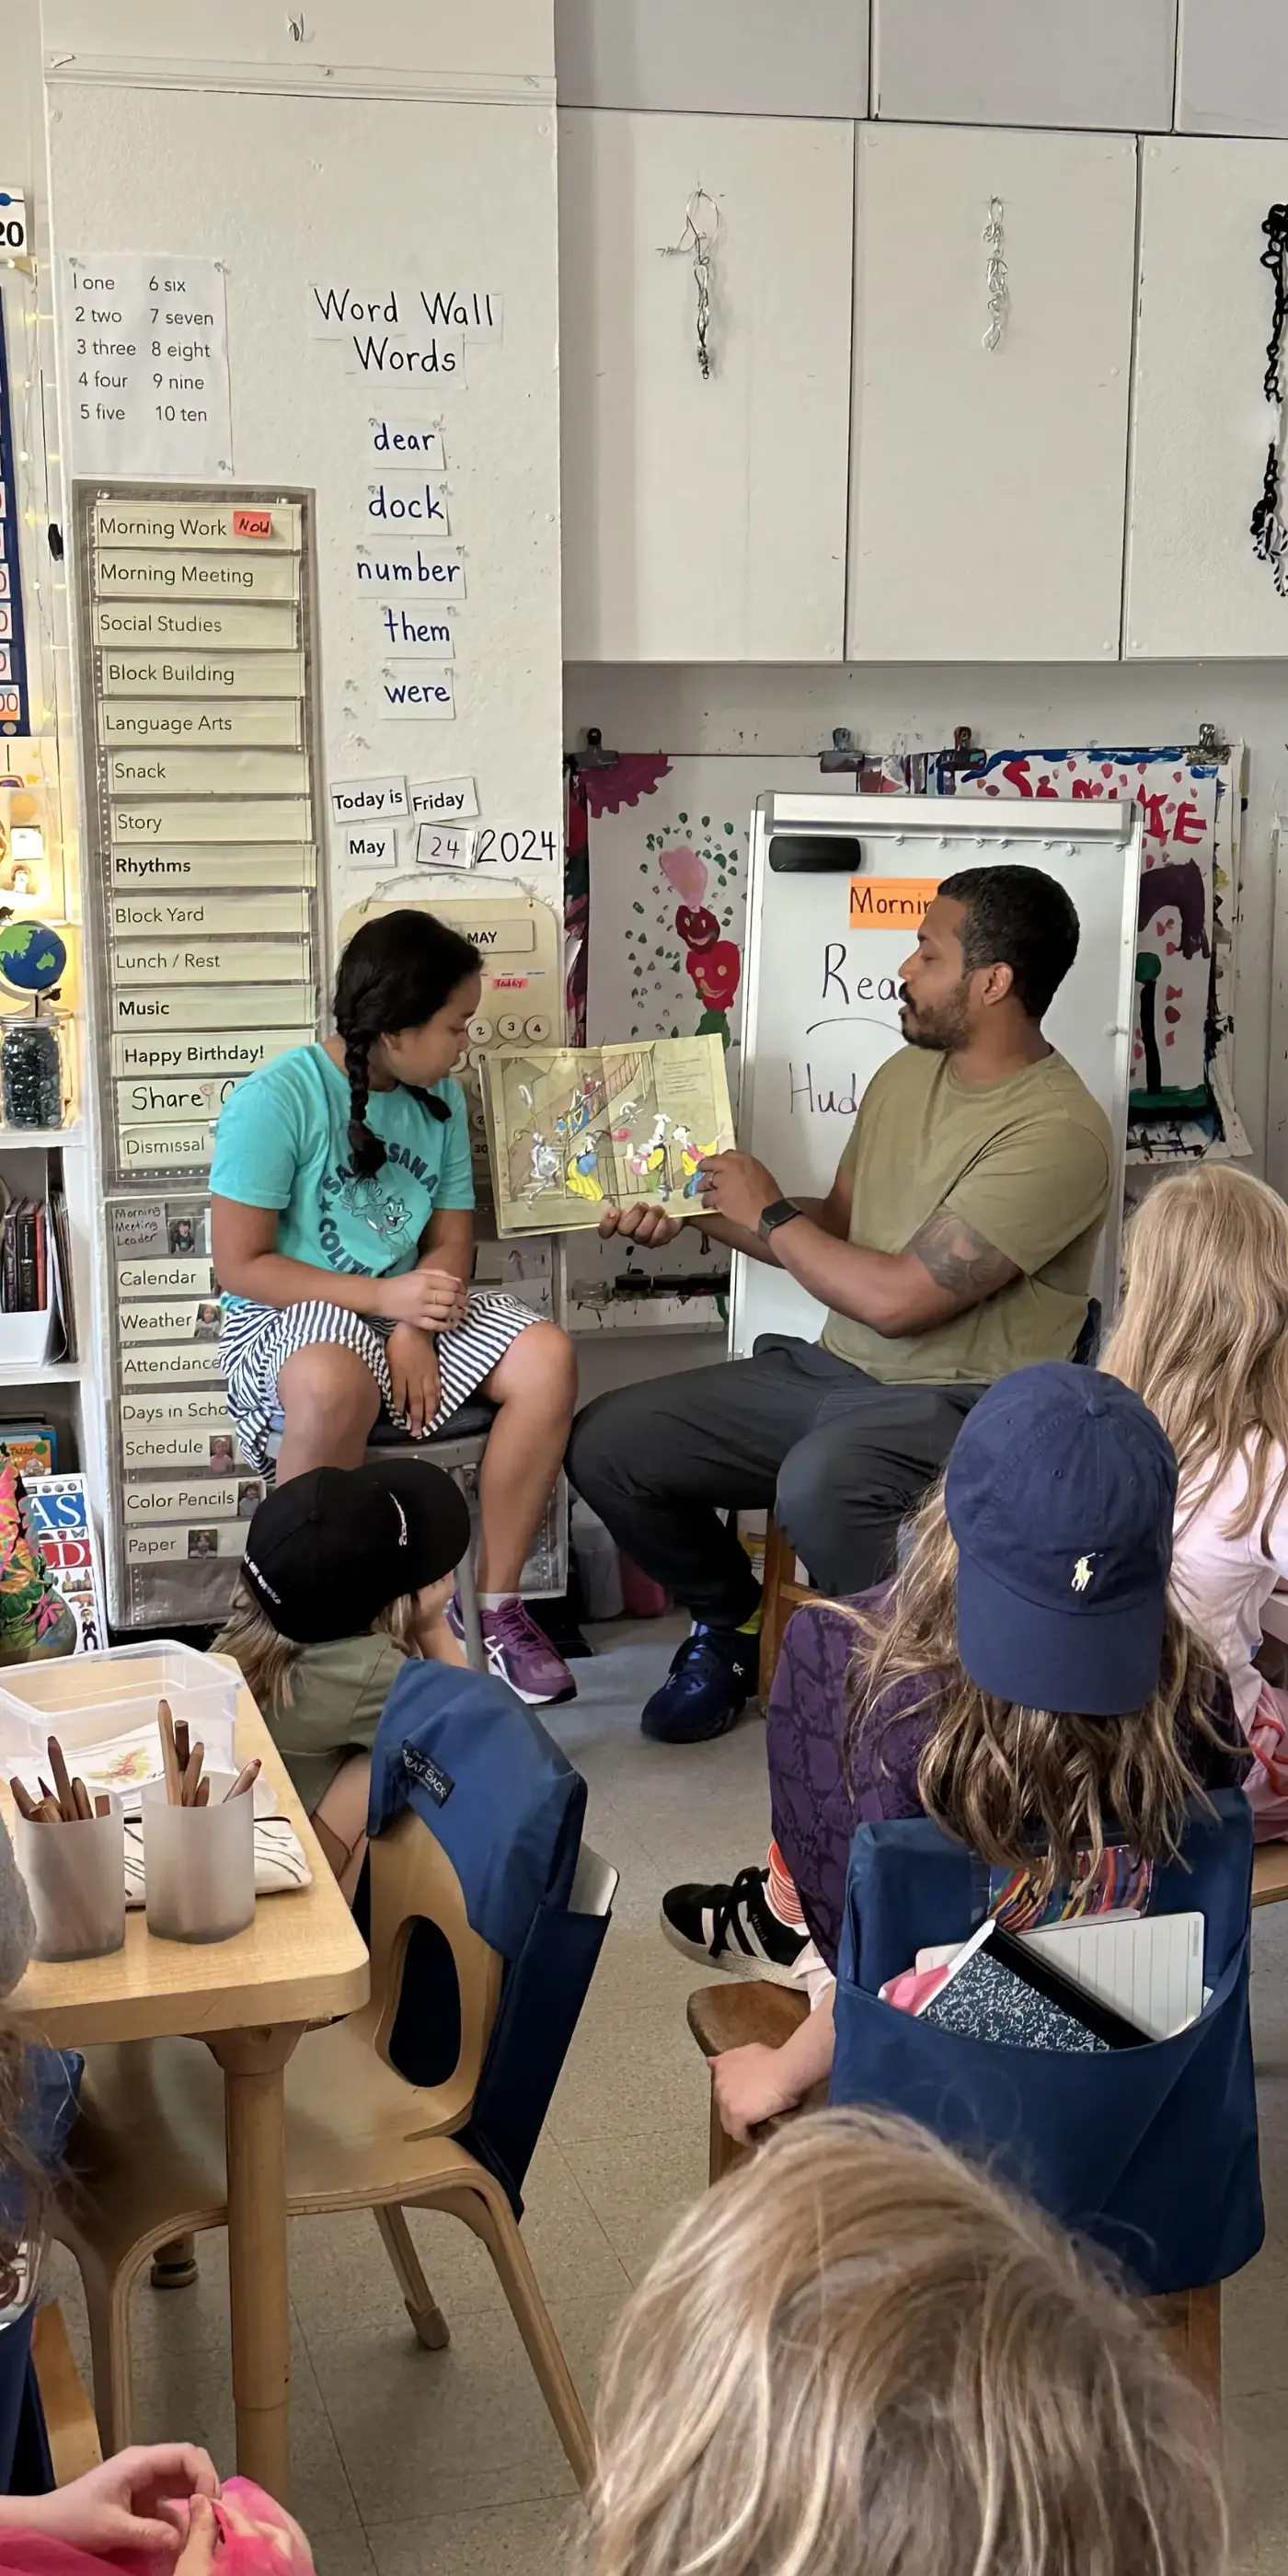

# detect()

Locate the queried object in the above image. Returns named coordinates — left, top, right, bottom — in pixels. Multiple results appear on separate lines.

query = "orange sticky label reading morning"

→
left=232, top=508, right=272, bottom=540
left=849, top=877, right=940, bottom=929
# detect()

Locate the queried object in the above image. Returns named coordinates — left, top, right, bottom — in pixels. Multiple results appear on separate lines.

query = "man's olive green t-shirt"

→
left=821, top=1046, right=1112, bottom=1386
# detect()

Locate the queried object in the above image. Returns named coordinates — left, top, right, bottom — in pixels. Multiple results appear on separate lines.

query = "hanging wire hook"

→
left=660, top=188, right=720, bottom=381
left=982, top=197, right=1008, bottom=352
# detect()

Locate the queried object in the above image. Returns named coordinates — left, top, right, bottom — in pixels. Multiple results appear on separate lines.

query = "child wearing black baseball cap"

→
left=701, top=1363, right=1249, bottom=2143
left=216, top=1458, right=471, bottom=1895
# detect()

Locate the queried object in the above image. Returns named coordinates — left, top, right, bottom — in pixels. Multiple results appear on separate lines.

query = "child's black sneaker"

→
left=661, top=1864, right=809, bottom=1985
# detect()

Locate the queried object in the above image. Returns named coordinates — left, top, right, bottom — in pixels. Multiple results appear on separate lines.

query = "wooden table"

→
left=2, top=1679, right=370, bottom=2496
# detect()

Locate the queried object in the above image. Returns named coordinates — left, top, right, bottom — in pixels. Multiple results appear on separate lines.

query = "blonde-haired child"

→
left=580, top=2108, right=1227, bottom=2576
left=1102, top=1163, right=1288, bottom=1835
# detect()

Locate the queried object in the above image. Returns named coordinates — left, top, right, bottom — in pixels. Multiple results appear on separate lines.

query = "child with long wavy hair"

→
left=580, top=2108, right=1227, bottom=2576
left=705, top=1363, right=1246, bottom=2145
left=1101, top=1164, right=1288, bottom=1835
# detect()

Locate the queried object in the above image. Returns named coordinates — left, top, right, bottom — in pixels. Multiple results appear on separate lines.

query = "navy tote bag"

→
left=831, top=1789, right=1262, bottom=2295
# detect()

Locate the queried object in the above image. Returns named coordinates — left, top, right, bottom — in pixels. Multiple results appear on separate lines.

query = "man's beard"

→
left=899, top=978, right=972, bottom=1052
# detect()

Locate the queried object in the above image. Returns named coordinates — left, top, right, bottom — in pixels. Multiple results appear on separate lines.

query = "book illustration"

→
left=483, top=1038, right=735, bottom=1236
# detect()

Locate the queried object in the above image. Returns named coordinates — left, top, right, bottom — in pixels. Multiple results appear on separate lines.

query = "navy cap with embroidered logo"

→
left=943, top=1360, right=1178, bottom=1719
left=242, top=1460, right=470, bottom=1647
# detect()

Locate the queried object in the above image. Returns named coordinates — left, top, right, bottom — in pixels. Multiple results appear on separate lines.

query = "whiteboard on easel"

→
left=731, top=794, right=1142, bottom=1357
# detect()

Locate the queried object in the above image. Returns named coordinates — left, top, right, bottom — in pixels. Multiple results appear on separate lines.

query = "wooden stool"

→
left=758, top=1515, right=818, bottom=1701
left=685, top=1980, right=1223, bottom=2409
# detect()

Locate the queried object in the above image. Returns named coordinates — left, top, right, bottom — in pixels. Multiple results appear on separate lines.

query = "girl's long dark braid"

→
left=342, top=1027, right=385, bottom=1177
left=332, top=907, right=482, bottom=1181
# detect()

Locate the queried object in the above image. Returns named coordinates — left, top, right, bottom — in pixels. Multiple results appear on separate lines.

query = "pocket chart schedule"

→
left=74, top=484, right=323, bottom=1629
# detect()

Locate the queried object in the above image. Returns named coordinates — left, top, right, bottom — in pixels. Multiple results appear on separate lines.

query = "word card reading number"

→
left=476, top=825, right=558, bottom=869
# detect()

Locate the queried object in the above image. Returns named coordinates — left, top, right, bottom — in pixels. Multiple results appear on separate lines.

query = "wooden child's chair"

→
left=52, top=1805, right=592, bottom=2485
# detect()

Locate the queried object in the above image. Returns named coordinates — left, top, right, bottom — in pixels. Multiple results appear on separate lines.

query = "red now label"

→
left=232, top=509, right=272, bottom=540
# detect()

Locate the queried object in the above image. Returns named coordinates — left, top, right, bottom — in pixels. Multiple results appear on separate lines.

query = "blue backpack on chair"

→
left=830, top=1788, right=1262, bottom=2295
left=367, top=1656, right=613, bottom=2216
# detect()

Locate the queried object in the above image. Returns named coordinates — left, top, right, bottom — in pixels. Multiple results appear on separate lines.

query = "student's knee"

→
left=490, top=1317, right=577, bottom=1410
left=278, top=1341, right=380, bottom=1429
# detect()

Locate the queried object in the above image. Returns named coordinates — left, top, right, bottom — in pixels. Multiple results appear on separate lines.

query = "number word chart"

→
left=63, top=257, right=233, bottom=479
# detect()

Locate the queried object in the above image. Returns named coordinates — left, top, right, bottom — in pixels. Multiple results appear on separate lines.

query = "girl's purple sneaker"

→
left=447, top=1593, right=577, bottom=1706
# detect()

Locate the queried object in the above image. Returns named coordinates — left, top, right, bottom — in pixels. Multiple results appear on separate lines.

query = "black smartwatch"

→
left=758, top=1198, right=801, bottom=1243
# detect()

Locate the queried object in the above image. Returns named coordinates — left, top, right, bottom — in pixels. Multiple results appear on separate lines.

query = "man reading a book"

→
left=566, top=866, right=1112, bottom=1743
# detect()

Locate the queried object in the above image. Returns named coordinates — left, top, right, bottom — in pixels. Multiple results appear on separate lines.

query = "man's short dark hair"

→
left=937, top=865, right=1080, bottom=1021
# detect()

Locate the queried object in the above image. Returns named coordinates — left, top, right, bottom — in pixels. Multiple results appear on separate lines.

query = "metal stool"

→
left=365, top=1399, right=497, bottom=1672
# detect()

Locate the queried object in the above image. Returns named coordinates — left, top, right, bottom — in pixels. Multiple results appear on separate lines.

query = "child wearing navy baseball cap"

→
left=216, top=1458, right=471, bottom=1895
left=704, top=1363, right=1249, bottom=2144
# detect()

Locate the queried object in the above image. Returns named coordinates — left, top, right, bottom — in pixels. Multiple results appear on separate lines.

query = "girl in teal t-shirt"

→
left=210, top=908, right=578, bottom=1708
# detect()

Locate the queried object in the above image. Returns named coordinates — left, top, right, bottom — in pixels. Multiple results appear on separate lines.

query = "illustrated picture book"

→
left=483, top=1036, right=735, bottom=1236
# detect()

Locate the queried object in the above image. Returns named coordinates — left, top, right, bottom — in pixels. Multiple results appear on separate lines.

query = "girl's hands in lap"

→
left=386, top=1322, right=443, bottom=1435
left=383, top=1269, right=468, bottom=1331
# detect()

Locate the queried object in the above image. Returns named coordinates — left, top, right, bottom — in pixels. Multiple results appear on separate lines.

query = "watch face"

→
left=759, top=1198, right=798, bottom=1236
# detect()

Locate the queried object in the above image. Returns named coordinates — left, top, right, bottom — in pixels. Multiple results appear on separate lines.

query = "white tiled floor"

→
left=47, top=1616, right=1288, bottom=2572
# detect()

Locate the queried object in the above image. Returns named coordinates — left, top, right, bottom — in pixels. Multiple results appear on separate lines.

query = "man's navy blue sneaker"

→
left=640, top=1624, right=756, bottom=1743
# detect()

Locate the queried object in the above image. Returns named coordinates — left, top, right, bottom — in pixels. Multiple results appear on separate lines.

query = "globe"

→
left=0, top=920, right=67, bottom=995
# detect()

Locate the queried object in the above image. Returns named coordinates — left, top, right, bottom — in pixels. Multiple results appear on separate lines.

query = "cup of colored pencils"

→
left=10, top=1736, right=125, bottom=1962
left=141, top=1698, right=258, bottom=1944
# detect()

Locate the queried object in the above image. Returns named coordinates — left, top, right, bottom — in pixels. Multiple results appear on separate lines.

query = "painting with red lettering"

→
left=935, top=743, right=1245, bottom=1156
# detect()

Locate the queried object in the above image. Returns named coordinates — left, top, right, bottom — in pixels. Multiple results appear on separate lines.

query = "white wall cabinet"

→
left=1177, top=0, right=1288, bottom=138
left=872, top=0, right=1176, bottom=132
left=555, top=0, right=868, bottom=118
left=1125, top=138, right=1288, bottom=657
left=847, top=125, right=1137, bottom=662
left=558, top=109, right=854, bottom=661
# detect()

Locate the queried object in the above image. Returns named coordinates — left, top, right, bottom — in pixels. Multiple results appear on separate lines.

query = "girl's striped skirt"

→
left=218, top=1289, right=535, bottom=1476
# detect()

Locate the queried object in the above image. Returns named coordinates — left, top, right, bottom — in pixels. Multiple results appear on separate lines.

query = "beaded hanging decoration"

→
left=1251, top=203, right=1288, bottom=592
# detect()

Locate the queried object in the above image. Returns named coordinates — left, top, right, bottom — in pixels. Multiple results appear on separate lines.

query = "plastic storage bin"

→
left=0, top=1642, right=238, bottom=1805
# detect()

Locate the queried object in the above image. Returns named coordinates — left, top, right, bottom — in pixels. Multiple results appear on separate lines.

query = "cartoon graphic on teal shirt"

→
left=321, top=1167, right=419, bottom=1253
